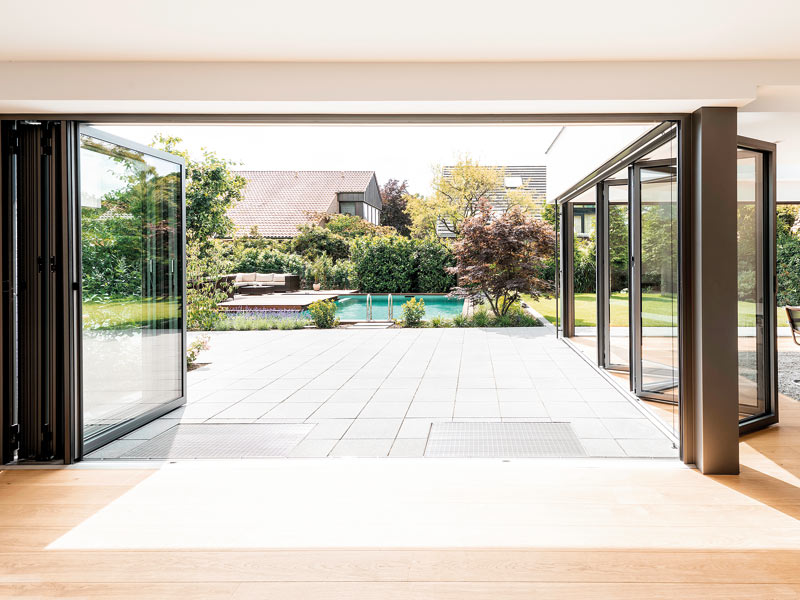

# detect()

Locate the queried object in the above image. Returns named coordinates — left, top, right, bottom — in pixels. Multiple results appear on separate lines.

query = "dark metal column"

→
left=690, top=107, right=739, bottom=474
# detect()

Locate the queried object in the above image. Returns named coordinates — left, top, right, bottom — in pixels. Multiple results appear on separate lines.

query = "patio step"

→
left=346, top=321, right=395, bottom=329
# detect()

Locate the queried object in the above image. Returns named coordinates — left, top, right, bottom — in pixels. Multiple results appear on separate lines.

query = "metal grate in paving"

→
left=121, top=423, right=314, bottom=459
left=424, top=422, right=587, bottom=458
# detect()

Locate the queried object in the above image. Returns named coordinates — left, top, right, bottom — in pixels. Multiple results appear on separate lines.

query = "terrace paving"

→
left=86, top=327, right=678, bottom=460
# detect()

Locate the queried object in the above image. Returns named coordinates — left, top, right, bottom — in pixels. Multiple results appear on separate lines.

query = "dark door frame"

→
left=736, top=136, right=778, bottom=435
left=75, top=125, right=188, bottom=457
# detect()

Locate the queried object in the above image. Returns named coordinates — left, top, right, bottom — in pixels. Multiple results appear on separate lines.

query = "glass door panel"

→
left=569, top=199, right=598, bottom=359
left=736, top=142, right=776, bottom=428
left=603, top=181, right=631, bottom=372
left=79, top=127, right=185, bottom=451
left=634, top=164, right=679, bottom=401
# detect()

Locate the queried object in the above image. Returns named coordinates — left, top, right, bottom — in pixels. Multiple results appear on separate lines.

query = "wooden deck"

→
left=1, top=395, right=799, bottom=598
left=218, top=291, right=356, bottom=311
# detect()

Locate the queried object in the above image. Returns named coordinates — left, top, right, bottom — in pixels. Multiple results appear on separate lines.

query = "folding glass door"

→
left=736, top=137, right=777, bottom=432
left=598, top=179, right=630, bottom=372
left=78, top=126, right=186, bottom=454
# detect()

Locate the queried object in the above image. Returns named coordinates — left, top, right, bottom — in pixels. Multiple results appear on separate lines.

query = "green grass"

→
left=524, top=292, right=761, bottom=328
left=82, top=298, right=179, bottom=330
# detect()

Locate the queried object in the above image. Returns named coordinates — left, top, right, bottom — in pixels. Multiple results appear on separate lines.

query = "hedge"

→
left=351, top=236, right=456, bottom=293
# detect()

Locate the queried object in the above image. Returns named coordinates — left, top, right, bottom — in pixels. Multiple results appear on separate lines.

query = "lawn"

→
left=524, top=292, right=760, bottom=328
left=83, top=297, right=180, bottom=330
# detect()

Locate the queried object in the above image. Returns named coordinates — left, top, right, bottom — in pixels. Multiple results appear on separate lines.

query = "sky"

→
left=93, top=124, right=655, bottom=200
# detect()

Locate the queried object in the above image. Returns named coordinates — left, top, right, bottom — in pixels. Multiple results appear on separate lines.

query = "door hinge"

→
left=49, top=256, right=57, bottom=272
left=37, top=256, right=44, bottom=273
left=7, top=424, right=20, bottom=452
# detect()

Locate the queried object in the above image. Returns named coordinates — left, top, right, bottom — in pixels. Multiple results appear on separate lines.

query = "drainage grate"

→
left=121, top=423, right=314, bottom=459
left=425, top=422, right=587, bottom=458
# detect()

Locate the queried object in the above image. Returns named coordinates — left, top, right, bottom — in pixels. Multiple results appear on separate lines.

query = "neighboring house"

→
left=228, top=170, right=382, bottom=238
left=435, top=165, right=546, bottom=238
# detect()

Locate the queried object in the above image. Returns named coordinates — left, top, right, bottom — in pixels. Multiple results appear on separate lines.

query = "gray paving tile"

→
left=413, top=388, right=456, bottom=402
left=546, top=401, right=595, bottom=419
left=197, top=389, right=253, bottom=404
left=602, top=418, right=666, bottom=439
left=406, top=402, right=454, bottom=418
left=344, top=418, right=403, bottom=439
left=243, top=389, right=293, bottom=403
left=397, top=418, right=441, bottom=438
left=389, top=438, right=428, bottom=457
left=285, top=389, right=336, bottom=403
left=453, top=402, right=500, bottom=418
left=327, top=388, right=376, bottom=403
left=456, top=389, right=497, bottom=402
left=497, top=389, right=540, bottom=402
left=567, top=417, right=613, bottom=439
left=213, top=402, right=272, bottom=419
left=372, top=388, right=416, bottom=403
left=304, top=419, right=355, bottom=440
left=498, top=401, right=548, bottom=418
left=617, top=438, right=679, bottom=457
left=266, top=402, right=323, bottom=419
left=329, top=438, right=393, bottom=457
left=288, top=438, right=338, bottom=458
left=359, top=401, right=411, bottom=418
left=581, top=438, right=626, bottom=457
left=311, top=402, right=367, bottom=419
left=591, top=401, right=644, bottom=419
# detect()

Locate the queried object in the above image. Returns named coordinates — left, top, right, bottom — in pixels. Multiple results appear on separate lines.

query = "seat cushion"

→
left=256, top=273, right=274, bottom=282
left=240, top=272, right=256, bottom=283
left=272, top=274, right=286, bottom=283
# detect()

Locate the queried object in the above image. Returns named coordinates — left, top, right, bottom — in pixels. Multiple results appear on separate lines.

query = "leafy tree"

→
left=306, top=211, right=396, bottom=239
left=151, top=135, right=246, bottom=256
left=449, top=200, right=556, bottom=316
left=407, top=157, right=543, bottom=238
left=291, top=224, right=350, bottom=262
left=379, top=179, right=413, bottom=236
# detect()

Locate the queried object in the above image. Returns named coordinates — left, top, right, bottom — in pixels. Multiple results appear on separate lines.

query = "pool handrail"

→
left=388, top=294, right=393, bottom=321
left=366, top=293, right=372, bottom=321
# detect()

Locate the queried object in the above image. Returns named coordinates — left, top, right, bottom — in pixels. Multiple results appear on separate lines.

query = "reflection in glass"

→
left=80, top=134, right=183, bottom=443
left=737, top=150, right=766, bottom=420
left=607, top=183, right=630, bottom=369
left=638, top=164, right=679, bottom=432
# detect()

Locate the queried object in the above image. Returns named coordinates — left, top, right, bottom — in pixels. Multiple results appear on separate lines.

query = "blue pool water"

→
left=335, top=294, right=464, bottom=321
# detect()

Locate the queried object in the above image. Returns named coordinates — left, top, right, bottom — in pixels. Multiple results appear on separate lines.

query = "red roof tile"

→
left=229, top=170, right=376, bottom=238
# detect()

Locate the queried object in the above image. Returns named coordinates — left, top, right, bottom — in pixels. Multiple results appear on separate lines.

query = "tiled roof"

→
left=228, top=170, right=376, bottom=238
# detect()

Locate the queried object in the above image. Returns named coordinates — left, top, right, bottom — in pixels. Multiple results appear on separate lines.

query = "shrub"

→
left=401, top=297, right=426, bottom=327
left=187, top=335, right=210, bottom=369
left=429, top=315, right=450, bottom=328
left=452, top=314, right=468, bottom=328
left=329, top=260, right=355, bottom=289
left=231, top=247, right=308, bottom=282
left=308, top=299, right=340, bottom=329
left=471, top=310, right=490, bottom=327
left=310, top=254, right=333, bottom=288
left=351, top=236, right=415, bottom=292
left=414, top=239, right=456, bottom=293
left=291, top=225, right=350, bottom=262
left=214, top=310, right=309, bottom=331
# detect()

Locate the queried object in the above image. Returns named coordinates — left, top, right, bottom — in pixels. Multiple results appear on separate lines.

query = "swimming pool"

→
left=335, top=294, right=464, bottom=321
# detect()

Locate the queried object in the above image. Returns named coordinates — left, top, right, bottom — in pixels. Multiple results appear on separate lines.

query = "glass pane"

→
left=607, top=183, right=630, bottom=369
left=570, top=202, right=597, bottom=357
left=339, top=201, right=357, bottom=216
left=638, top=165, right=679, bottom=412
left=80, top=133, right=183, bottom=443
left=737, top=149, right=766, bottom=420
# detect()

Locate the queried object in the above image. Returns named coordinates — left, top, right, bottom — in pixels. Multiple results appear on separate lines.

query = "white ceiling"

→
left=2, top=0, right=800, bottom=62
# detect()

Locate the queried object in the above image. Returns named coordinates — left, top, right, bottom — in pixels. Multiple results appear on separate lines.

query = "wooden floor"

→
left=1, top=397, right=799, bottom=598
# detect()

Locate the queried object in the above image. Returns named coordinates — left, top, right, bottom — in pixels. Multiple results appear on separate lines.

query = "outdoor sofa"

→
left=231, top=272, right=301, bottom=294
